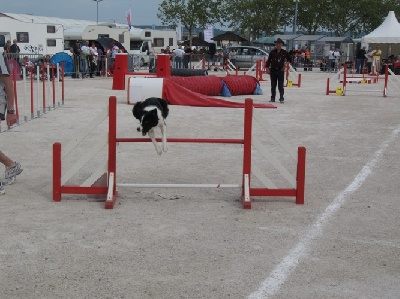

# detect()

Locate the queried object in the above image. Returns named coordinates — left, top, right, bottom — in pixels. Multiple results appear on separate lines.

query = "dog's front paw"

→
left=162, top=143, right=168, bottom=153
left=156, top=146, right=162, bottom=155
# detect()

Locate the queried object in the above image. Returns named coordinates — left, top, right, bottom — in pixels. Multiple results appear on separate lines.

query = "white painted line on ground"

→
left=248, top=124, right=400, bottom=299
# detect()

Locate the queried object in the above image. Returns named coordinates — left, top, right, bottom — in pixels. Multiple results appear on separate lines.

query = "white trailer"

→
left=0, top=12, right=64, bottom=55
left=129, top=28, right=178, bottom=64
left=64, top=24, right=178, bottom=65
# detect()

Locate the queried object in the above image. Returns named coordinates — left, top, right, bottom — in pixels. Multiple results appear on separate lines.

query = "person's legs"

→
left=0, top=78, right=6, bottom=120
left=270, top=71, right=278, bottom=101
left=278, top=70, right=285, bottom=102
left=356, top=59, right=361, bottom=74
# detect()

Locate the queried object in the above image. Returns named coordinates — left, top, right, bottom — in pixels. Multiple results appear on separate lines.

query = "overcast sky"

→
left=2, top=0, right=165, bottom=26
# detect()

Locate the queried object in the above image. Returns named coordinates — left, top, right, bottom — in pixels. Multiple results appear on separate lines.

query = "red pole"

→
left=30, top=66, right=34, bottom=117
left=326, top=78, right=330, bottom=95
left=242, top=98, right=253, bottom=209
left=106, top=96, right=117, bottom=209
left=53, top=142, right=62, bottom=201
left=297, top=73, right=301, bottom=87
left=12, top=68, right=19, bottom=119
left=52, top=66, right=56, bottom=108
left=296, top=146, right=306, bottom=204
left=383, top=64, right=389, bottom=97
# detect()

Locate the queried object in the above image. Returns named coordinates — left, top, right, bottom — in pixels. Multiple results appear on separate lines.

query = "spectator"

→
left=173, top=46, right=185, bottom=69
left=295, top=48, right=303, bottom=68
left=183, top=44, right=192, bottom=69
left=89, top=42, right=98, bottom=78
left=334, top=47, right=341, bottom=71
left=371, top=45, right=382, bottom=74
left=265, top=38, right=292, bottom=104
left=304, top=47, right=311, bottom=71
left=80, top=40, right=91, bottom=78
left=366, top=47, right=374, bottom=74
left=222, top=46, right=228, bottom=69
left=328, top=46, right=335, bottom=72
left=0, top=53, right=23, bottom=195
left=356, top=46, right=367, bottom=74
left=41, top=54, right=61, bottom=81
left=320, top=56, right=328, bottom=71
left=149, top=43, right=156, bottom=72
left=3, top=40, right=11, bottom=59
left=229, top=48, right=236, bottom=66
left=164, top=46, right=171, bottom=55
left=96, top=47, right=104, bottom=76
left=22, top=56, right=33, bottom=78
left=10, top=39, right=20, bottom=64
left=109, top=41, right=120, bottom=69
left=289, top=48, right=296, bottom=70
left=71, top=41, right=81, bottom=78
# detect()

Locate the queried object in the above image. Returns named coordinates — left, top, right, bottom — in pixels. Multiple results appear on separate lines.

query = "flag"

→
left=126, top=8, right=132, bottom=30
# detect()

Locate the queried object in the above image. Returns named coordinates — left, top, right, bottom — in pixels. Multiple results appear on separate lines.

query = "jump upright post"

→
left=53, top=96, right=307, bottom=209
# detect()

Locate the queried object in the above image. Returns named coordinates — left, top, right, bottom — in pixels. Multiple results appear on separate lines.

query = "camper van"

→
left=129, top=28, right=178, bottom=65
left=64, top=24, right=177, bottom=65
left=0, top=13, right=64, bottom=55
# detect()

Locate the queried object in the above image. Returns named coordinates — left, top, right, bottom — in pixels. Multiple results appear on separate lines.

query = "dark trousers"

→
left=270, top=69, right=285, bottom=100
left=356, top=59, right=366, bottom=74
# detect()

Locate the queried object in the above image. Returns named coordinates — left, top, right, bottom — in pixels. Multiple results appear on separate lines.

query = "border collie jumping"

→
left=132, top=97, right=169, bottom=155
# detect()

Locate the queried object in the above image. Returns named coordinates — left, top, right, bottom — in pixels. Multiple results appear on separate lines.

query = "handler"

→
left=265, top=38, right=292, bottom=103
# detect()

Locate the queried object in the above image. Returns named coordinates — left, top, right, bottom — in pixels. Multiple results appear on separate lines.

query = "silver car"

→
left=227, top=46, right=269, bottom=69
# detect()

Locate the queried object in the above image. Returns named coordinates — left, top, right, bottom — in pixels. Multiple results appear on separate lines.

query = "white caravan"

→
left=0, top=12, right=64, bottom=55
left=64, top=24, right=177, bottom=65
left=129, top=27, right=178, bottom=64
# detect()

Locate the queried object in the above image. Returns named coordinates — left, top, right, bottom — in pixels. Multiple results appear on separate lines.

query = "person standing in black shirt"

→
left=265, top=38, right=291, bottom=103
left=10, top=39, right=20, bottom=64
left=356, top=46, right=367, bottom=74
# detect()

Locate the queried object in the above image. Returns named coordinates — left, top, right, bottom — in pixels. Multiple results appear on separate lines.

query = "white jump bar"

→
left=117, top=183, right=241, bottom=188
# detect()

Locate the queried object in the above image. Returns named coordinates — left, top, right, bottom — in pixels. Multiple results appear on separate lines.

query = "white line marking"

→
left=248, top=125, right=400, bottom=299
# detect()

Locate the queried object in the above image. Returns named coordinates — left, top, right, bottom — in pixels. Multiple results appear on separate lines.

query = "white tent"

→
left=362, top=11, right=400, bottom=44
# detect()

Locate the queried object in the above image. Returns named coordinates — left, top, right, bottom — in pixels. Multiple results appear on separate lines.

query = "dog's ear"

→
left=132, top=102, right=143, bottom=120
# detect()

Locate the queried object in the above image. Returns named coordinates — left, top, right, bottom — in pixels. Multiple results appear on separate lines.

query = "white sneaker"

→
left=5, top=161, right=23, bottom=180
left=0, top=182, right=5, bottom=196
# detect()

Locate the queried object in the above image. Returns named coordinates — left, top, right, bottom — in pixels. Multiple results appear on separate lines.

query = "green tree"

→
left=157, top=0, right=224, bottom=45
left=295, top=0, right=330, bottom=34
left=222, top=0, right=293, bottom=38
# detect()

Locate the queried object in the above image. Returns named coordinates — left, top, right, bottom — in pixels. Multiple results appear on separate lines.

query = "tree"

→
left=222, top=0, right=293, bottom=39
left=157, top=0, right=224, bottom=45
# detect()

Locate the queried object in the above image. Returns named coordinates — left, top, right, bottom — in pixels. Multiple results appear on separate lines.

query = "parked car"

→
left=226, top=46, right=269, bottom=69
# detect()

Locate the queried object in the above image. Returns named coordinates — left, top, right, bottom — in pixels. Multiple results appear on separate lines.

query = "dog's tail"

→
left=132, top=102, right=143, bottom=120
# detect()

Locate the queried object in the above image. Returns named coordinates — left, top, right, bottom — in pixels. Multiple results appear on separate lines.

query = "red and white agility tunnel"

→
left=127, top=75, right=276, bottom=108
left=53, top=96, right=306, bottom=209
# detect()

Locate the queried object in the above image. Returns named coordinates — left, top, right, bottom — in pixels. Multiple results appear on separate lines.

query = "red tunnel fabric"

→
left=162, top=79, right=275, bottom=108
left=166, top=75, right=223, bottom=96
left=222, top=75, right=259, bottom=96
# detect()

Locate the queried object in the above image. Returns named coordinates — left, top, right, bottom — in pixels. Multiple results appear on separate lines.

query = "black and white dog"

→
left=132, top=97, right=169, bottom=155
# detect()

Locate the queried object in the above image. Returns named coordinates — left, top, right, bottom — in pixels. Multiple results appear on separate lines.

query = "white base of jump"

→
left=117, top=183, right=241, bottom=188
left=340, top=78, right=373, bottom=84
left=127, top=77, right=163, bottom=104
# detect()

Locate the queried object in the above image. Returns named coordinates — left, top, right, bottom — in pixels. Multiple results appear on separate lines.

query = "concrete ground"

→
left=0, top=68, right=399, bottom=299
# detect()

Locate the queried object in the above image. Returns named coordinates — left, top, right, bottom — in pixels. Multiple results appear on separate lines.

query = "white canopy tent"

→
left=362, top=11, right=400, bottom=57
left=362, top=11, right=400, bottom=44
